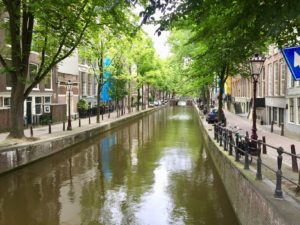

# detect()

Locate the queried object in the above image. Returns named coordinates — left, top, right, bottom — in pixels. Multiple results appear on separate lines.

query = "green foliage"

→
left=77, top=99, right=88, bottom=110
left=39, top=114, right=51, bottom=125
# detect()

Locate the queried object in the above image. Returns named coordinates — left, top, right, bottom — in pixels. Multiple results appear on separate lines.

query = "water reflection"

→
left=0, top=107, right=239, bottom=225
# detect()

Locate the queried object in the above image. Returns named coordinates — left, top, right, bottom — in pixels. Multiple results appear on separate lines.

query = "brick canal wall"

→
left=194, top=104, right=300, bottom=225
left=0, top=108, right=158, bottom=175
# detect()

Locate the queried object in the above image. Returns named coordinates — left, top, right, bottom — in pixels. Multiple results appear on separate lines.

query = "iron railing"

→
left=213, top=123, right=300, bottom=199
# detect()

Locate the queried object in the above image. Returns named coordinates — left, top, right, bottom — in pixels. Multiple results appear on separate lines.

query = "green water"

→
left=0, top=107, right=239, bottom=225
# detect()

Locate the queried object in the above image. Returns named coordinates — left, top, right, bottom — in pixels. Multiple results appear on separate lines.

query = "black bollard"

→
left=63, top=121, right=65, bottom=131
left=89, top=115, right=91, bottom=124
left=79, top=118, right=81, bottom=127
left=291, top=145, right=298, bottom=172
left=262, top=136, right=267, bottom=154
left=256, top=141, right=262, bottom=180
left=229, top=131, right=233, bottom=156
left=244, top=137, right=250, bottom=170
left=281, top=123, right=284, bottom=136
left=48, top=121, right=52, bottom=134
left=235, top=133, right=240, bottom=162
left=224, top=129, right=227, bottom=151
left=30, top=125, right=33, bottom=137
left=271, top=121, right=274, bottom=133
left=274, top=147, right=283, bottom=198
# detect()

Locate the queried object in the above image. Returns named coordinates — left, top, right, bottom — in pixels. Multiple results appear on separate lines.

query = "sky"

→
left=143, top=24, right=171, bottom=59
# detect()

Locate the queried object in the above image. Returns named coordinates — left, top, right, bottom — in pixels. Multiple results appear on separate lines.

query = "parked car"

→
left=206, top=108, right=226, bottom=124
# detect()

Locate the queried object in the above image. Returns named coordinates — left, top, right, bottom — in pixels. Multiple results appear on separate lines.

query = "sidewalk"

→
left=224, top=110, right=300, bottom=162
left=203, top=108, right=300, bottom=203
left=0, top=107, right=144, bottom=147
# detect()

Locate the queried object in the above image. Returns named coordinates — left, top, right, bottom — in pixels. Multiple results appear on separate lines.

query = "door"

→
left=279, top=108, right=284, bottom=126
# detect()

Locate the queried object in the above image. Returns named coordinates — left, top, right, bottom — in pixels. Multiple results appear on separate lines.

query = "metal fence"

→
left=213, top=123, right=300, bottom=199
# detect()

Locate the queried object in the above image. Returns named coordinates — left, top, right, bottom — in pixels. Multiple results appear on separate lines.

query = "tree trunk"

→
left=141, top=84, right=144, bottom=109
left=137, top=88, right=140, bottom=111
left=8, top=86, right=26, bottom=139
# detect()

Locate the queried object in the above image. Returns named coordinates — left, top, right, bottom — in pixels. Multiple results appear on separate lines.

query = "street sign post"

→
left=282, top=46, right=300, bottom=81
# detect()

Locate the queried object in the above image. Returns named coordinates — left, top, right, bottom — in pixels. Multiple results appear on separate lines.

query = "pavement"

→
left=204, top=108, right=300, bottom=201
left=0, top=106, right=148, bottom=147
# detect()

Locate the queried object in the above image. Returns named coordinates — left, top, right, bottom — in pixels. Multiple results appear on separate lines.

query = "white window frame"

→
left=3, top=97, right=11, bottom=107
left=274, top=61, right=279, bottom=96
left=35, top=96, right=42, bottom=115
left=268, top=63, right=272, bottom=96
left=280, top=61, right=286, bottom=96
left=298, top=97, right=300, bottom=124
left=289, top=98, right=295, bottom=123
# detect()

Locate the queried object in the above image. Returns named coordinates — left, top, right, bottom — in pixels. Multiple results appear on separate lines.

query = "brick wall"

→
left=0, top=108, right=10, bottom=132
left=51, top=104, right=66, bottom=123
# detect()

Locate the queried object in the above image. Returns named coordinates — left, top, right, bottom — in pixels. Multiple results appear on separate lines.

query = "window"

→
left=29, top=64, right=39, bottom=89
left=290, top=98, right=294, bottom=123
left=94, top=76, right=97, bottom=97
left=261, top=67, right=265, bottom=97
left=35, top=97, right=42, bottom=114
left=288, top=69, right=295, bottom=88
left=274, top=61, right=279, bottom=95
left=273, top=107, right=277, bottom=123
left=44, top=71, right=52, bottom=90
left=81, top=72, right=87, bottom=96
left=88, top=74, right=92, bottom=96
left=280, top=61, right=286, bottom=96
left=4, top=97, right=11, bottom=107
left=44, top=96, right=51, bottom=104
left=298, top=98, right=300, bottom=124
left=268, top=63, right=272, bottom=95
left=297, top=98, right=300, bottom=124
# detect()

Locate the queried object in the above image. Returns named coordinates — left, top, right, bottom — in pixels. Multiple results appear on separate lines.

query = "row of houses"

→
left=222, top=45, right=300, bottom=136
left=0, top=48, right=141, bottom=131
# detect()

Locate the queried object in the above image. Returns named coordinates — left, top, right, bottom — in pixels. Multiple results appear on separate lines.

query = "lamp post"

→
left=249, top=53, right=265, bottom=141
left=67, top=80, right=73, bottom=131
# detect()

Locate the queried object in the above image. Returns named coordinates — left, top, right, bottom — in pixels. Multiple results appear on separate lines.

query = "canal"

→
left=0, top=107, right=239, bottom=225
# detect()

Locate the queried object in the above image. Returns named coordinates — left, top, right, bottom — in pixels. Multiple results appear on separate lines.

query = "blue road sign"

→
left=282, top=46, right=300, bottom=81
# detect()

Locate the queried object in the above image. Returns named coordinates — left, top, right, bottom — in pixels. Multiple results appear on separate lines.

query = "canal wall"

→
left=194, top=104, right=300, bottom=225
left=0, top=108, right=158, bottom=175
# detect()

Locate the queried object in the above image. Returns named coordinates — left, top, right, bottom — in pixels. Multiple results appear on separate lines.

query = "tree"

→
left=0, top=0, right=155, bottom=139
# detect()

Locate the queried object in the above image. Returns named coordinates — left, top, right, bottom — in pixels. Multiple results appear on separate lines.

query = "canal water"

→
left=0, top=107, right=239, bottom=225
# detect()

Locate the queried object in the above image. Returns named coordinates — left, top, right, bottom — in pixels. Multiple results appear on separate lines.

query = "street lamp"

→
left=249, top=53, right=265, bottom=140
left=67, top=80, right=73, bottom=131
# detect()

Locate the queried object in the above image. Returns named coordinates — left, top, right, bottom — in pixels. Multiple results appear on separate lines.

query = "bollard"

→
left=271, top=121, right=274, bottom=133
left=216, top=125, right=219, bottom=143
left=79, top=118, right=81, bottom=127
left=74, top=114, right=77, bottom=120
left=281, top=123, right=284, bottom=136
left=224, top=129, right=228, bottom=151
left=256, top=140, right=262, bottom=180
left=244, top=137, right=250, bottom=170
left=30, top=125, right=33, bottom=137
left=219, top=127, right=223, bottom=147
left=235, top=133, right=240, bottom=162
left=63, top=121, right=65, bottom=131
left=297, top=172, right=300, bottom=193
left=274, top=147, right=284, bottom=198
left=89, top=115, right=91, bottom=124
left=102, top=112, right=104, bottom=120
left=229, top=131, right=233, bottom=156
left=291, top=145, right=298, bottom=172
left=262, top=136, right=267, bottom=154
left=213, top=124, right=217, bottom=140
left=246, top=131, right=249, bottom=139
left=48, top=121, right=52, bottom=134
